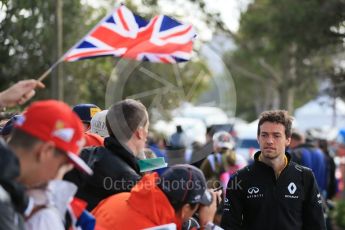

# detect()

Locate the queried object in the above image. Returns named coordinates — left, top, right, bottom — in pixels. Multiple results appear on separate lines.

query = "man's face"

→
left=178, top=203, right=200, bottom=223
left=258, top=122, right=290, bottom=159
left=82, top=122, right=90, bottom=132
left=138, top=120, right=149, bottom=153
left=25, top=143, right=71, bottom=188
left=39, top=154, right=69, bottom=183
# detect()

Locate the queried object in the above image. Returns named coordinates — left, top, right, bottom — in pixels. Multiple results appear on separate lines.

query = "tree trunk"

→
left=280, top=86, right=295, bottom=113
left=280, top=43, right=298, bottom=113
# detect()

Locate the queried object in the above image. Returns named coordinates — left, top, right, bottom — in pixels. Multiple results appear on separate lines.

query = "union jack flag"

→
left=64, top=5, right=196, bottom=63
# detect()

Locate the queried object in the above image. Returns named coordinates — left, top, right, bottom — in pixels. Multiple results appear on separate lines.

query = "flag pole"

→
left=37, top=56, right=65, bottom=82
left=37, top=4, right=121, bottom=83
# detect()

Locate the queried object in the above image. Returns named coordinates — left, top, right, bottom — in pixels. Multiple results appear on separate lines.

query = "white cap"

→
left=90, top=110, right=109, bottom=138
left=213, top=131, right=235, bottom=150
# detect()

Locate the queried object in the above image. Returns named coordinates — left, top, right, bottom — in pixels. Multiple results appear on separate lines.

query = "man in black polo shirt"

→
left=221, top=110, right=326, bottom=230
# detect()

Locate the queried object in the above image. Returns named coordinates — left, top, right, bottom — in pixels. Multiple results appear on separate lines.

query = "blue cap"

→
left=1, top=115, right=23, bottom=136
left=72, top=104, right=101, bottom=123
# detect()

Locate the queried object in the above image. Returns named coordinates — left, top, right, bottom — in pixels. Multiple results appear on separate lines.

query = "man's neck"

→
left=126, top=138, right=138, bottom=157
left=258, top=153, right=287, bottom=178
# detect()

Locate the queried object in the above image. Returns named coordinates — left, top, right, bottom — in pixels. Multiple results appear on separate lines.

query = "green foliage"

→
left=225, top=0, right=345, bottom=119
left=106, top=58, right=211, bottom=118
left=0, top=0, right=212, bottom=112
left=239, top=0, right=344, bottom=55
left=0, top=0, right=106, bottom=105
left=335, top=200, right=345, bottom=228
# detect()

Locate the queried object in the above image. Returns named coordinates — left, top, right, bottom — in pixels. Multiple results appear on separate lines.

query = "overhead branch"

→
left=228, top=62, right=266, bottom=83
left=258, top=58, right=282, bottom=84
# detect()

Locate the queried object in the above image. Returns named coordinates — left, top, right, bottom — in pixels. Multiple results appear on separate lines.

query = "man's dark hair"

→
left=8, top=128, right=41, bottom=150
left=291, top=131, right=303, bottom=142
left=176, top=125, right=183, bottom=133
left=106, top=99, right=148, bottom=142
left=9, top=128, right=66, bottom=157
left=257, top=110, right=293, bottom=138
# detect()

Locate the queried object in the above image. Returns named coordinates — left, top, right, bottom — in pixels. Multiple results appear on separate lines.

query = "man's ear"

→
left=181, top=203, right=198, bottom=220
left=179, top=203, right=190, bottom=220
left=35, top=141, right=56, bottom=163
left=285, top=137, right=291, bottom=147
left=136, top=127, right=145, bottom=140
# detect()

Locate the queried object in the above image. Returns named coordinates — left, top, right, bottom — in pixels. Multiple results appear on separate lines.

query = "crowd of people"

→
left=0, top=79, right=339, bottom=230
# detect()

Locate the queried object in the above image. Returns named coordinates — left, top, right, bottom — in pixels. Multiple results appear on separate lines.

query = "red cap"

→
left=15, top=100, right=93, bottom=175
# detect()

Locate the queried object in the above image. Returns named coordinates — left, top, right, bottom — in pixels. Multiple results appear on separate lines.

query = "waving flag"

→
left=63, top=5, right=196, bottom=63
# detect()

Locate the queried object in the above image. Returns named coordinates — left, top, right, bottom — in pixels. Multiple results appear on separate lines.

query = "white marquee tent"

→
left=294, top=96, right=345, bottom=132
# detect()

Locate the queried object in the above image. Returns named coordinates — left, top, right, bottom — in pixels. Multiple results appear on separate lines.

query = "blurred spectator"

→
left=318, top=138, right=337, bottom=230
left=147, top=134, right=168, bottom=175
left=92, top=164, right=221, bottom=230
left=72, top=104, right=101, bottom=132
left=90, top=110, right=109, bottom=138
left=190, top=141, right=206, bottom=168
left=200, top=131, right=230, bottom=188
left=0, top=139, right=28, bottom=230
left=74, top=106, right=105, bottom=147
left=200, top=131, right=246, bottom=189
left=318, top=139, right=337, bottom=199
left=289, top=130, right=305, bottom=149
left=64, top=99, right=149, bottom=210
left=143, top=148, right=157, bottom=159
left=0, top=115, right=22, bottom=142
left=290, top=131, right=328, bottom=197
left=8, top=100, right=92, bottom=229
left=0, top=79, right=44, bottom=230
left=170, top=125, right=187, bottom=149
left=147, top=134, right=166, bottom=159
left=190, top=127, right=215, bottom=168
left=83, top=132, right=104, bottom=147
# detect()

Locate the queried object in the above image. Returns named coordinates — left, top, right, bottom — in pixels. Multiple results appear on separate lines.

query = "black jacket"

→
left=221, top=152, right=326, bottom=230
left=64, top=136, right=141, bottom=210
left=0, top=139, right=27, bottom=230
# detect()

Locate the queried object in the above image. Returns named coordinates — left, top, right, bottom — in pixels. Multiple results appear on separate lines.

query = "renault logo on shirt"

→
left=247, top=187, right=263, bottom=199
left=288, top=182, right=297, bottom=194
left=285, top=182, right=299, bottom=199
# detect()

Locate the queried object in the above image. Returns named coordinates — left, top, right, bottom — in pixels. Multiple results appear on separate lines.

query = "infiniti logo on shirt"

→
left=247, top=187, right=264, bottom=199
left=248, top=187, right=259, bottom=194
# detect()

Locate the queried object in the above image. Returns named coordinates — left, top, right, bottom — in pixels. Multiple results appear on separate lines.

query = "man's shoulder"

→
left=80, top=146, right=106, bottom=159
left=81, top=146, right=125, bottom=163
left=288, top=161, right=314, bottom=177
left=231, top=164, right=254, bottom=179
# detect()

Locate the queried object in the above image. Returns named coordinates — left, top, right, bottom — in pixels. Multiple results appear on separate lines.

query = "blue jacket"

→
left=291, top=144, right=328, bottom=196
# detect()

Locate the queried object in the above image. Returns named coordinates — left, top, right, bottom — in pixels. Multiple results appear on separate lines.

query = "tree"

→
left=0, top=0, right=105, bottom=104
left=105, top=58, right=211, bottom=120
left=224, top=0, right=345, bottom=119
left=0, top=0, right=212, bottom=112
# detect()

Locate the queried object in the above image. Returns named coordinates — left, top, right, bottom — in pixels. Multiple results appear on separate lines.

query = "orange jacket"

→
left=92, top=173, right=181, bottom=230
left=84, top=132, right=104, bottom=147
